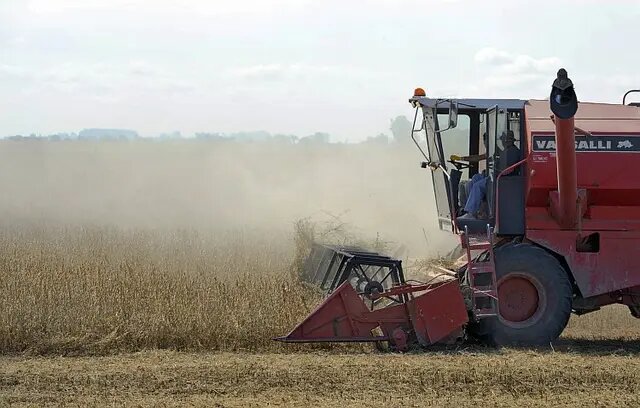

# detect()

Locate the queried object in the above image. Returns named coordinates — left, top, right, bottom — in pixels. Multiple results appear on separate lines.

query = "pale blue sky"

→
left=1, top=0, right=639, bottom=141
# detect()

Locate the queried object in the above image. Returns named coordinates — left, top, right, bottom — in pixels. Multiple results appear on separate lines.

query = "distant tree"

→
left=195, top=132, right=227, bottom=141
left=159, top=131, right=182, bottom=140
left=363, top=133, right=389, bottom=145
left=390, top=116, right=413, bottom=144
left=272, top=134, right=298, bottom=144
left=79, top=129, right=139, bottom=141
left=230, top=131, right=272, bottom=142
left=299, top=132, right=330, bottom=145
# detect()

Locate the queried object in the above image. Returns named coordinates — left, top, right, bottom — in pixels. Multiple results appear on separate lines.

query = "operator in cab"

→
left=453, top=130, right=520, bottom=220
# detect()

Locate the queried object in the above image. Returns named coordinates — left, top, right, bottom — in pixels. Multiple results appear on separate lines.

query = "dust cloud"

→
left=0, top=140, right=456, bottom=257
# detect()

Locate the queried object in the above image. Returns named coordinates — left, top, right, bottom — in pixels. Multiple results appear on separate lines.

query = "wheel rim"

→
left=498, top=273, right=546, bottom=328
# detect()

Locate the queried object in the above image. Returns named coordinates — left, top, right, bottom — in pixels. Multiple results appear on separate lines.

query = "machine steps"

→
left=463, top=226, right=499, bottom=318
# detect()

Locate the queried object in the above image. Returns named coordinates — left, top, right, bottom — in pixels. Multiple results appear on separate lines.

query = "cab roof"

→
left=412, top=96, right=640, bottom=134
left=412, top=97, right=526, bottom=111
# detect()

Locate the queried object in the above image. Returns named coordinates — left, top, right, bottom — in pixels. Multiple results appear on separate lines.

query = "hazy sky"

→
left=1, top=0, right=639, bottom=141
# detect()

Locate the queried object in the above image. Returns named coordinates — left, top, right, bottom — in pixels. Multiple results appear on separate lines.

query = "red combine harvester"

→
left=276, top=70, right=640, bottom=348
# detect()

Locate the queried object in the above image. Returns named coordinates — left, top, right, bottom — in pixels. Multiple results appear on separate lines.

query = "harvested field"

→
left=3, top=342, right=640, bottom=407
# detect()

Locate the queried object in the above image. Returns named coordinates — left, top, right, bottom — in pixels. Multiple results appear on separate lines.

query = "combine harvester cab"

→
left=278, top=69, right=640, bottom=349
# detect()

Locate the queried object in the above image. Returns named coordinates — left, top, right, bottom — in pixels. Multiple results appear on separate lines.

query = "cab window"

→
left=437, top=114, right=471, bottom=179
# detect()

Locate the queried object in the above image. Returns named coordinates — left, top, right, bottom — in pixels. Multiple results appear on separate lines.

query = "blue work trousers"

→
left=464, top=174, right=487, bottom=214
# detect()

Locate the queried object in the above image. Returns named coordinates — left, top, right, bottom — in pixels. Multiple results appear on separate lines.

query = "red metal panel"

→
left=276, top=282, right=410, bottom=343
left=277, top=280, right=468, bottom=347
left=528, top=145, right=640, bottom=193
left=589, top=206, right=640, bottom=219
left=525, top=100, right=640, bottom=234
left=527, top=141, right=640, bottom=231
left=408, top=280, right=468, bottom=346
left=527, top=229, right=640, bottom=297
left=526, top=100, right=640, bottom=134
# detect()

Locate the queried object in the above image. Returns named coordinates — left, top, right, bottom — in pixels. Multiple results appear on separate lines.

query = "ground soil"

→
left=3, top=320, right=640, bottom=408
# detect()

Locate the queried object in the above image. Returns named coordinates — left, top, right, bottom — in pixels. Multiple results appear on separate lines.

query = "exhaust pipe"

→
left=549, top=69, right=579, bottom=229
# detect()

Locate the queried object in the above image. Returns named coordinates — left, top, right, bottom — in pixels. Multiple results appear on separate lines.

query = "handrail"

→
left=623, top=90, right=640, bottom=105
left=410, top=106, right=429, bottom=161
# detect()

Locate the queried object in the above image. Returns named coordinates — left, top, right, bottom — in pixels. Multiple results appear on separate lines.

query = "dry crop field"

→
left=1, top=142, right=639, bottom=407
left=1, top=223, right=639, bottom=407
left=0, top=223, right=314, bottom=355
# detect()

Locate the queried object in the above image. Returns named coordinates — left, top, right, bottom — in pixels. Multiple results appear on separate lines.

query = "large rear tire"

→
left=471, top=243, right=573, bottom=346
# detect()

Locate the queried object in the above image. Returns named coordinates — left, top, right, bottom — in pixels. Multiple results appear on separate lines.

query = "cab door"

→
left=422, top=107, right=455, bottom=231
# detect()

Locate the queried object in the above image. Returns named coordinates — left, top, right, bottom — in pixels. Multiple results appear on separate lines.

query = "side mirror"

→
left=448, top=102, right=458, bottom=129
left=435, top=100, right=459, bottom=133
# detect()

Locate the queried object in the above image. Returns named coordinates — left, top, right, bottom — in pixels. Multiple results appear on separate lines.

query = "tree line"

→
left=3, top=116, right=415, bottom=145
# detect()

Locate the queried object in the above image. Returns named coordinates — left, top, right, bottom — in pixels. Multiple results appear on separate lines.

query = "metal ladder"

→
left=463, top=225, right=499, bottom=318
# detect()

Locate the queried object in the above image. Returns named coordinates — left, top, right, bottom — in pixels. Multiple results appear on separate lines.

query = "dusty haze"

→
left=0, top=140, right=456, bottom=257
